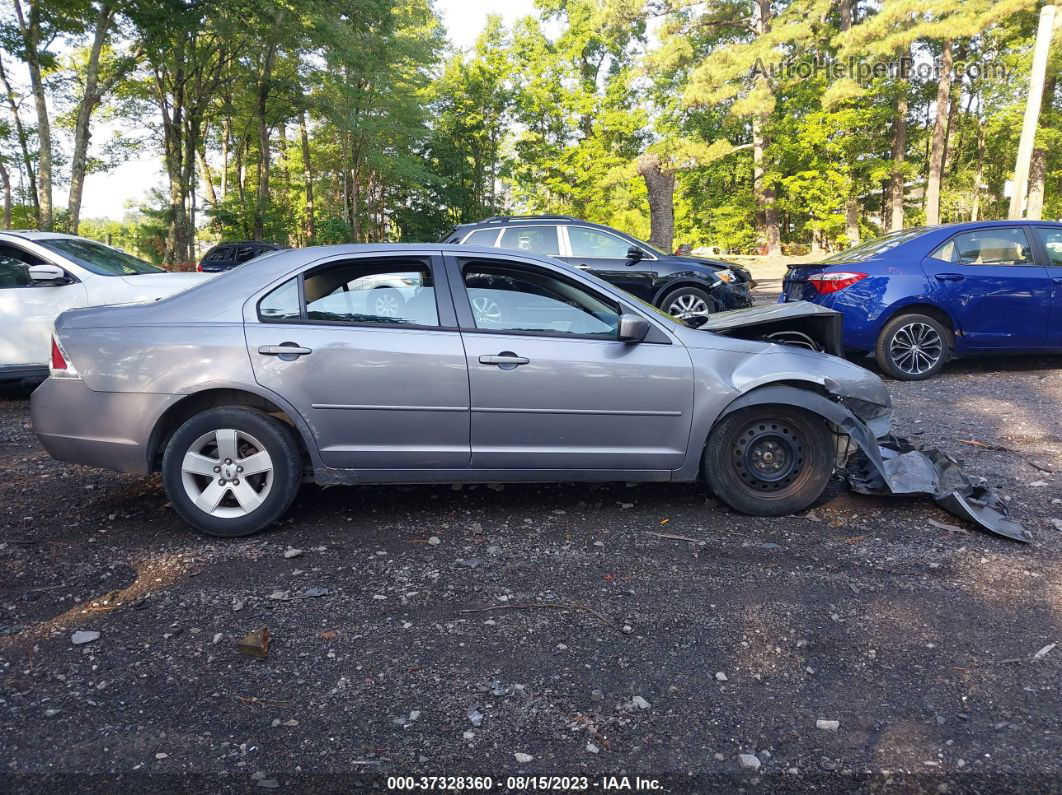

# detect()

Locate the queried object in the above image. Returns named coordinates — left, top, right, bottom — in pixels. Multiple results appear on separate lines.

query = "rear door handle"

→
left=479, top=353, right=529, bottom=368
left=935, top=273, right=966, bottom=282
left=574, top=263, right=591, bottom=270
left=259, top=344, right=312, bottom=356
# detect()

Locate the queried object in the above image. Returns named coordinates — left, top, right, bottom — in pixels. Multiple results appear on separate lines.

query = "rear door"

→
left=560, top=225, right=657, bottom=301
left=1031, top=225, right=1062, bottom=346
left=245, top=252, right=471, bottom=469
left=445, top=252, right=693, bottom=472
left=921, top=226, right=1051, bottom=349
left=0, top=243, right=87, bottom=367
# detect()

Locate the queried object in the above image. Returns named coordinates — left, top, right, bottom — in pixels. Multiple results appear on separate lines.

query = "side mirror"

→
left=626, top=246, right=644, bottom=263
left=618, top=313, right=650, bottom=342
left=29, top=264, right=67, bottom=282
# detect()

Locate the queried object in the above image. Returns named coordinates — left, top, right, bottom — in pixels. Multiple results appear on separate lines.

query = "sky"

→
left=77, top=0, right=540, bottom=221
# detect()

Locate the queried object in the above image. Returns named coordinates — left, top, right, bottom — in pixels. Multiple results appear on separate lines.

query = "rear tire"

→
left=875, top=312, right=951, bottom=381
left=162, top=407, right=302, bottom=537
left=703, top=406, right=834, bottom=517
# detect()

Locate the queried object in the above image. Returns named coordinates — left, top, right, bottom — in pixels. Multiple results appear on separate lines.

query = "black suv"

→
left=198, top=241, right=287, bottom=272
left=441, top=216, right=754, bottom=321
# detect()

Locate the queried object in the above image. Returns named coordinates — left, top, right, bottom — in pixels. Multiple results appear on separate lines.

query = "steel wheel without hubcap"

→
left=180, top=429, right=274, bottom=519
left=666, top=293, right=711, bottom=321
left=888, top=322, right=943, bottom=376
left=703, top=405, right=834, bottom=517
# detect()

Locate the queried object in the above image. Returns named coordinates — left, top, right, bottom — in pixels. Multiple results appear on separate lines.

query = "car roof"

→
left=0, top=231, right=85, bottom=241
left=208, top=240, right=284, bottom=247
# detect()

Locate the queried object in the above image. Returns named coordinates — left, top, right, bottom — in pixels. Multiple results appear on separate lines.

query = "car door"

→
left=560, top=225, right=657, bottom=301
left=920, top=226, right=1051, bottom=349
left=244, top=252, right=471, bottom=470
left=445, top=252, right=694, bottom=472
left=0, top=243, right=87, bottom=368
left=1031, top=225, right=1062, bottom=347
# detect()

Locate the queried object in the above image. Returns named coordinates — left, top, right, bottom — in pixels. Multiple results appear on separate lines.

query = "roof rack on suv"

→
left=479, top=215, right=579, bottom=224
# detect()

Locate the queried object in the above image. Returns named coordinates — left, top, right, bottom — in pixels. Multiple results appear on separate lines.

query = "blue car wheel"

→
left=874, top=312, right=952, bottom=381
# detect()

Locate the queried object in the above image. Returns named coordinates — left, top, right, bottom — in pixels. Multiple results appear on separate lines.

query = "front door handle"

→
left=1052, top=276, right=1062, bottom=285
left=935, top=273, right=966, bottom=282
left=479, top=352, right=529, bottom=369
left=259, top=343, right=312, bottom=357
left=574, top=263, right=591, bottom=270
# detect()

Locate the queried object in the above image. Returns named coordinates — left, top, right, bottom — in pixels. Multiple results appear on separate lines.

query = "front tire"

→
left=162, top=407, right=302, bottom=537
left=875, top=313, right=951, bottom=381
left=703, top=406, right=834, bottom=517
left=660, top=286, right=716, bottom=326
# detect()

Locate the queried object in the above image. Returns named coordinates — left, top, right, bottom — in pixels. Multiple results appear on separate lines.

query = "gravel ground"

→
left=1, top=284, right=1060, bottom=793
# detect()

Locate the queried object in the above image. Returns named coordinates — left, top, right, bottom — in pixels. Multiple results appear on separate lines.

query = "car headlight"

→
left=715, top=269, right=734, bottom=283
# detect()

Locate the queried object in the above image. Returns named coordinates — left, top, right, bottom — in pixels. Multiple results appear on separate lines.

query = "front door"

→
left=1032, top=226, right=1062, bottom=347
left=921, top=226, right=1051, bottom=349
left=561, top=225, right=657, bottom=301
left=0, top=244, right=87, bottom=367
left=246, top=254, right=471, bottom=469
left=447, top=253, right=693, bottom=471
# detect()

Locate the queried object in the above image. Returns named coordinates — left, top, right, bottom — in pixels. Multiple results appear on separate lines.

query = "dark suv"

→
left=442, top=216, right=754, bottom=320
left=198, top=241, right=287, bottom=272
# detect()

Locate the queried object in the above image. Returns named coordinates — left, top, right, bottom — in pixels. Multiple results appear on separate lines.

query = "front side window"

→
left=38, top=238, right=164, bottom=275
left=498, top=225, right=560, bottom=257
left=463, top=228, right=500, bottom=247
left=463, top=262, right=619, bottom=337
left=931, top=227, right=1033, bottom=265
left=0, top=244, right=43, bottom=288
left=1034, top=227, right=1062, bottom=267
left=567, top=226, right=636, bottom=259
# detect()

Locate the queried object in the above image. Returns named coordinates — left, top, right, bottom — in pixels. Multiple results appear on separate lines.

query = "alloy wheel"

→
left=889, top=322, right=943, bottom=376
left=666, top=293, right=711, bottom=321
left=180, top=429, right=274, bottom=518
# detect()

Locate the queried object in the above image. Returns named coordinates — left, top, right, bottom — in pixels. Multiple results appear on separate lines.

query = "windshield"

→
left=823, top=227, right=931, bottom=263
left=38, top=238, right=165, bottom=276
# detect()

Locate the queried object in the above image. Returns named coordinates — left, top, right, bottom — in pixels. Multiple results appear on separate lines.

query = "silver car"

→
left=31, top=244, right=893, bottom=537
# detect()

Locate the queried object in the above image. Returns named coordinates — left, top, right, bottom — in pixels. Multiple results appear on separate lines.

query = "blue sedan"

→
left=780, top=221, right=1062, bottom=380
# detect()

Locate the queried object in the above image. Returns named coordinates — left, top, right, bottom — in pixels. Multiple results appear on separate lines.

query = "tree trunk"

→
left=845, top=197, right=860, bottom=245
left=924, top=39, right=952, bottom=226
left=68, top=2, right=115, bottom=233
left=0, top=54, right=39, bottom=223
left=299, top=109, right=315, bottom=243
left=636, top=153, right=675, bottom=253
left=253, top=41, right=278, bottom=241
left=1025, top=76, right=1055, bottom=221
left=198, top=142, right=219, bottom=209
left=971, top=112, right=985, bottom=221
left=888, top=91, right=908, bottom=231
left=753, top=0, right=781, bottom=255
left=14, top=0, right=52, bottom=230
left=221, top=114, right=230, bottom=198
left=0, top=162, right=11, bottom=229
left=838, top=0, right=854, bottom=30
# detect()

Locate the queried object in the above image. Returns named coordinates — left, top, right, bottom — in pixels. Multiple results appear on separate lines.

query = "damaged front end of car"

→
left=700, top=304, right=1031, bottom=542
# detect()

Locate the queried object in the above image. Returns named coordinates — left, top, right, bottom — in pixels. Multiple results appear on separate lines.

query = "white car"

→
left=0, top=231, right=214, bottom=382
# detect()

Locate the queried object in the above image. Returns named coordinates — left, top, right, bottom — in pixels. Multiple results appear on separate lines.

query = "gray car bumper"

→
left=31, top=379, right=180, bottom=474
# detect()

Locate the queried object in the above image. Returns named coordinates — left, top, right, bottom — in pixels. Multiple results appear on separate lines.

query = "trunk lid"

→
left=780, top=262, right=834, bottom=302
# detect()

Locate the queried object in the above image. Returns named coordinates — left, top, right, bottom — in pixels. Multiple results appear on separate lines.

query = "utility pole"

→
left=1009, top=4, right=1058, bottom=219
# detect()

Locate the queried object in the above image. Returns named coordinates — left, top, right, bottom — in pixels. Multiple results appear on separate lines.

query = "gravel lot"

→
left=1, top=278, right=1060, bottom=792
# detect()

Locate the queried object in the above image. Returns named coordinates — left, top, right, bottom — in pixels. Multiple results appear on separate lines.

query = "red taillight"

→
left=49, top=334, right=80, bottom=379
left=807, top=271, right=868, bottom=294
left=50, top=336, right=68, bottom=370
left=196, top=262, right=203, bottom=272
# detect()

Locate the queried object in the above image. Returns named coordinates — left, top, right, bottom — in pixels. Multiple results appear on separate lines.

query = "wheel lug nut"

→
left=237, top=466, right=243, bottom=472
left=225, top=458, right=232, bottom=464
left=218, top=478, right=225, bottom=485
left=233, top=479, right=240, bottom=486
left=214, top=466, right=221, bottom=473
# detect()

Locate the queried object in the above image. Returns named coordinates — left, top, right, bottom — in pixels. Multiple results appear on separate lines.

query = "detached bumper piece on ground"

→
left=846, top=436, right=1031, bottom=543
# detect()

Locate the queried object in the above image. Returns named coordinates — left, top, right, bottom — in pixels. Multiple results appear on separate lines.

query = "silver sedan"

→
left=31, top=244, right=893, bottom=537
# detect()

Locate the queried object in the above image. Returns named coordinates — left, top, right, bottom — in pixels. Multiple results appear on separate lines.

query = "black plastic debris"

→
left=845, top=435, right=1031, bottom=543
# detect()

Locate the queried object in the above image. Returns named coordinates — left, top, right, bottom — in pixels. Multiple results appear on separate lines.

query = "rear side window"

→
left=1034, top=227, right=1062, bottom=266
left=205, top=247, right=232, bottom=263
left=463, top=229, right=500, bottom=247
left=931, top=227, right=1033, bottom=265
left=259, top=260, right=439, bottom=327
left=498, top=225, right=560, bottom=257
